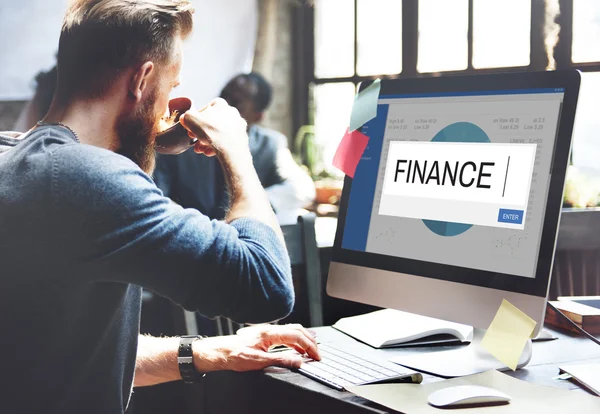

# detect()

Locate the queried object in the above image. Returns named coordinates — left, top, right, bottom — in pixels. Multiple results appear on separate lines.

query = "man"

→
left=0, top=1, right=319, bottom=413
left=154, top=73, right=315, bottom=224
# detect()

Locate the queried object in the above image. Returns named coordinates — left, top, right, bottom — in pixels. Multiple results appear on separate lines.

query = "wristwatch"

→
left=178, top=335, right=207, bottom=383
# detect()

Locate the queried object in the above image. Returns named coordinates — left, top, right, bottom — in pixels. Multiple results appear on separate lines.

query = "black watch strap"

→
left=178, top=335, right=206, bottom=384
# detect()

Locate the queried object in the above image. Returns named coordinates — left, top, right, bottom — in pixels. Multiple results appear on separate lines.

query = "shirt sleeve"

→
left=50, top=145, right=293, bottom=324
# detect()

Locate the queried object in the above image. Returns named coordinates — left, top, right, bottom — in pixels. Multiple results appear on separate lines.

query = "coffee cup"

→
left=155, top=97, right=197, bottom=155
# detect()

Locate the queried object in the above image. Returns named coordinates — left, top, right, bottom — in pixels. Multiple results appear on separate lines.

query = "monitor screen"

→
left=341, top=88, right=565, bottom=280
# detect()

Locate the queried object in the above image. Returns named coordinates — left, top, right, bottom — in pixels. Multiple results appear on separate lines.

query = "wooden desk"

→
left=200, top=326, right=600, bottom=414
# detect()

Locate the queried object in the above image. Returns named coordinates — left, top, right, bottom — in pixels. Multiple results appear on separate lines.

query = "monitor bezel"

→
left=331, top=70, right=580, bottom=298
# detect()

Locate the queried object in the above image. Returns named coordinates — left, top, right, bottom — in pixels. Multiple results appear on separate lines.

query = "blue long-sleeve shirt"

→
left=0, top=125, right=293, bottom=414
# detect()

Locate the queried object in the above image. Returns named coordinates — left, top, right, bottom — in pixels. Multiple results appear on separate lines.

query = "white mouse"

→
left=428, top=385, right=511, bottom=408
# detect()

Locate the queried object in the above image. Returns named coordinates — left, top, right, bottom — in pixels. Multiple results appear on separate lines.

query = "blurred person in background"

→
left=154, top=72, right=315, bottom=224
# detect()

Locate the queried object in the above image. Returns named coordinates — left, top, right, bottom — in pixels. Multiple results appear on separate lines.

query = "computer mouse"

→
left=428, top=385, right=511, bottom=408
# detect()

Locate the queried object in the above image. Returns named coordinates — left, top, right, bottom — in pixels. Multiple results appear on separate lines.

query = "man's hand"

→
left=179, top=97, right=283, bottom=238
left=193, top=324, right=321, bottom=373
left=180, top=98, right=249, bottom=158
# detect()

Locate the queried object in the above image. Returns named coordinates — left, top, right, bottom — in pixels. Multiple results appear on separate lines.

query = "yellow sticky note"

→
left=480, top=299, right=537, bottom=371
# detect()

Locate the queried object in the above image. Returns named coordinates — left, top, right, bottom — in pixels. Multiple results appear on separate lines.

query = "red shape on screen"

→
left=332, top=129, right=370, bottom=178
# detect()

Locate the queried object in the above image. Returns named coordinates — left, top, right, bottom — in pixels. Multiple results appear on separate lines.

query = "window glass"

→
left=357, top=0, right=402, bottom=76
left=473, top=0, right=531, bottom=68
left=315, top=0, right=355, bottom=78
left=418, top=0, right=468, bottom=73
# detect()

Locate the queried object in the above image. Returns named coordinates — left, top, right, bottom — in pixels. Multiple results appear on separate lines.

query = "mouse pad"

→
left=348, top=370, right=600, bottom=413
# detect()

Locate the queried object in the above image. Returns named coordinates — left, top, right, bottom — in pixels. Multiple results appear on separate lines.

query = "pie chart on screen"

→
left=422, top=122, right=491, bottom=237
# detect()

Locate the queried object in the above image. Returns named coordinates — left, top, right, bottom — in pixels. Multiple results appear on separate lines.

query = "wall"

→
left=0, top=101, right=27, bottom=131
left=179, top=0, right=257, bottom=105
left=253, top=0, right=294, bottom=142
left=0, top=0, right=64, bottom=101
left=0, top=0, right=257, bottom=129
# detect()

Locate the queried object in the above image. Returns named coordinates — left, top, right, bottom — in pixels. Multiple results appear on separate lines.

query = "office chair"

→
left=281, top=212, right=324, bottom=327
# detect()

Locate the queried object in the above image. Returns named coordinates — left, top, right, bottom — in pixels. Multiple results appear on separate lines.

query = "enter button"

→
left=497, top=209, right=524, bottom=225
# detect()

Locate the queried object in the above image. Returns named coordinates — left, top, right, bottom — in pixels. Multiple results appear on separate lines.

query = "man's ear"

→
left=129, top=62, right=154, bottom=102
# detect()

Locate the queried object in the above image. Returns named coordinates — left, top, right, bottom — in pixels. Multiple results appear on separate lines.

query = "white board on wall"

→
left=179, top=0, right=257, bottom=106
left=0, top=0, right=66, bottom=100
left=0, top=0, right=257, bottom=102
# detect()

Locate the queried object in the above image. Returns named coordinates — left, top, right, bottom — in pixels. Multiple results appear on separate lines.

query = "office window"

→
left=472, top=0, right=531, bottom=69
left=312, top=83, right=356, bottom=172
left=314, top=0, right=354, bottom=78
left=297, top=0, right=600, bottom=180
left=571, top=72, right=600, bottom=170
left=568, top=0, right=600, bottom=171
left=418, top=0, right=468, bottom=73
left=357, top=0, right=402, bottom=76
left=312, top=0, right=402, bottom=175
left=572, top=0, right=600, bottom=63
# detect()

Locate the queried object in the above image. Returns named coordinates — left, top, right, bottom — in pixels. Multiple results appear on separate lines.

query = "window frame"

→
left=291, top=0, right=600, bottom=159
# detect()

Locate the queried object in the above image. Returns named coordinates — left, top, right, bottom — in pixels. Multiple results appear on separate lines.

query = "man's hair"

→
left=57, top=0, right=194, bottom=99
left=222, top=72, right=273, bottom=113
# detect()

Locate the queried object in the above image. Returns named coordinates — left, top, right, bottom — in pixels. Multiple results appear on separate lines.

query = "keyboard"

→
left=298, top=343, right=423, bottom=391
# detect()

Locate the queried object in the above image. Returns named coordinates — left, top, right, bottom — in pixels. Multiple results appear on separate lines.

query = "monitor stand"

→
left=389, top=328, right=533, bottom=378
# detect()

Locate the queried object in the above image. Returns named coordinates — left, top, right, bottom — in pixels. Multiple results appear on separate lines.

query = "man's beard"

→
left=116, top=89, right=159, bottom=174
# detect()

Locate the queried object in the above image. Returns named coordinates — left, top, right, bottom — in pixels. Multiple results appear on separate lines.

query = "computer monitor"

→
left=327, top=70, right=580, bottom=375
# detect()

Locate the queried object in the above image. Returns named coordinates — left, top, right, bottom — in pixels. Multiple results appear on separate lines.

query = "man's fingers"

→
left=230, top=348, right=303, bottom=372
left=180, top=111, right=212, bottom=138
left=191, top=133, right=217, bottom=156
left=274, top=353, right=303, bottom=369
left=193, top=137, right=212, bottom=147
left=285, top=323, right=318, bottom=346
left=290, top=333, right=321, bottom=361
left=258, top=350, right=303, bottom=370
left=266, top=331, right=320, bottom=361
left=179, top=112, right=199, bottom=135
left=203, top=148, right=217, bottom=157
left=194, top=147, right=216, bottom=157
left=193, top=142, right=216, bottom=157
left=210, top=97, right=228, bottom=107
left=270, top=324, right=318, bottom=349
